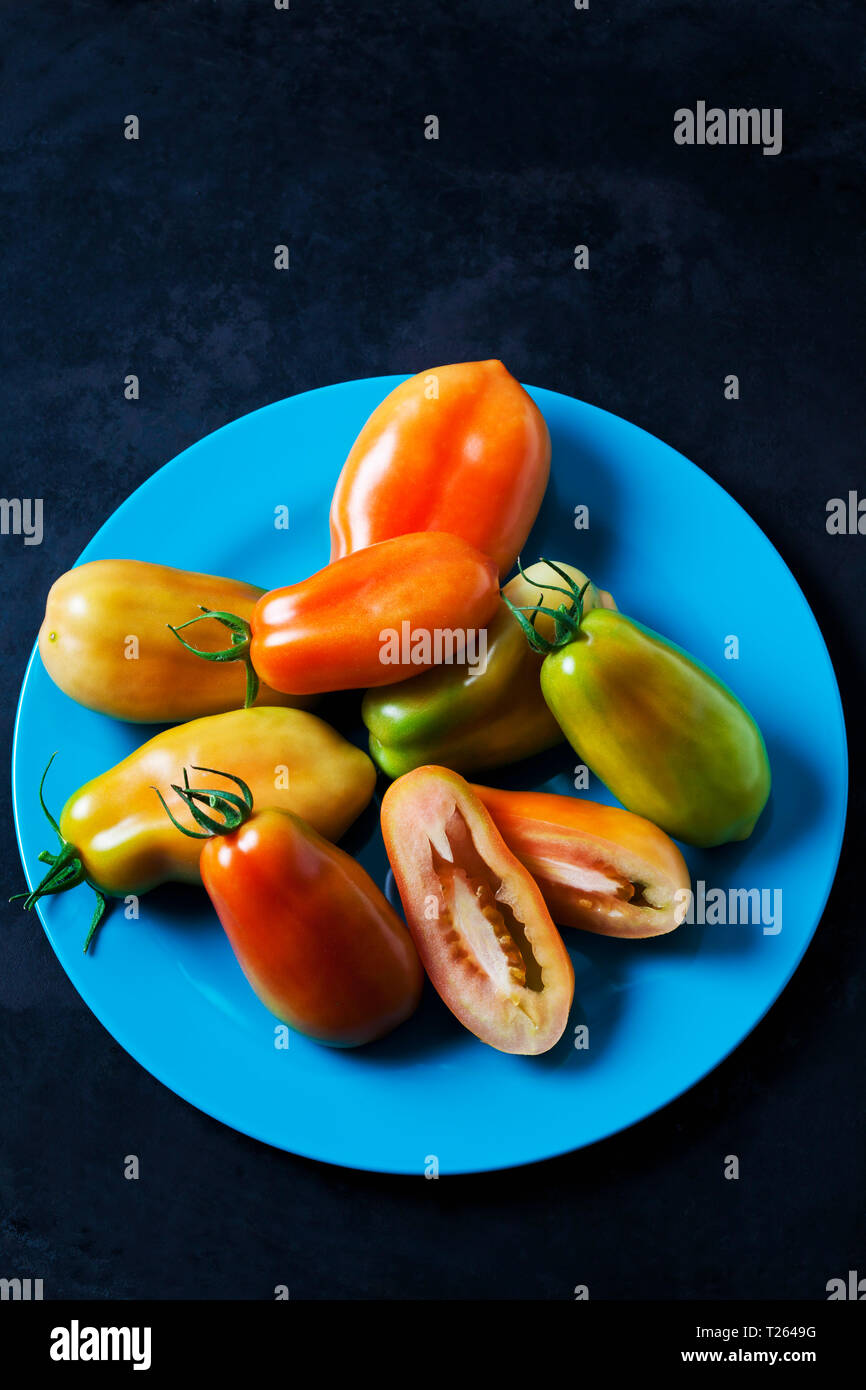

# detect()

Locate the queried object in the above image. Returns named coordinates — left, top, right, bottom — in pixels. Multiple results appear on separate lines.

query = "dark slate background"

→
left=1, top=0, right=863, bottom=1300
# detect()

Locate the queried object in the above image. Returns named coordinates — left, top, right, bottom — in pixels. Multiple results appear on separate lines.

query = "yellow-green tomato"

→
left=540, top=608, right=771, bottom=847
left=39, top=559, right=314, bottom=722
left=57, top=706, right=376, bottom=896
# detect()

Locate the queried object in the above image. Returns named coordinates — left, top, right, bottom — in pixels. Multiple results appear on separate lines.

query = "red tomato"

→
left=251, top=531, right=499, bottom=695
left=380, top=766, right=574, bottom=1055
left=329, top=361, right=551, bottom=576
left=201, top=810, right=423, bottom=1047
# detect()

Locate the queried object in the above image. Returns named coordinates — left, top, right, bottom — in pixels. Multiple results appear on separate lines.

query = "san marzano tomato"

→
left=39, top=559, right=312, bottom=722
left=329, top=361, right=551, bottom=576
left=381, top=766, right=574, bottom=1055
left=162, top=773, right=423, bottom=1048
left=472, top=785, right=691, bottom=938
left=251, top=531, right=500, bottom=695
left=16, top=707, right=376, bottom=950
left=171, top=531, right=500, bottom=698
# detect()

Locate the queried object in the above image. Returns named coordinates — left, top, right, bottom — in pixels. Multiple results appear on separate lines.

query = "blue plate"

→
left=12, top=377, right=848, bottom=1174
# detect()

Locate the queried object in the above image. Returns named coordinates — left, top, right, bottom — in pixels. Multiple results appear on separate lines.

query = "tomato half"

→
left=201, top=809, right=423, bottom=1047
left=472, top=785, right=691, bottom=939
left=380, top=766, right=574, bottom=1055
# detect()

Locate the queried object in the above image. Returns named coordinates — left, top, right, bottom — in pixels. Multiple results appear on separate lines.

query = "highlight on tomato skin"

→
left=380, top=766, right=575, bottom=1056
left=200, top=810, right=424, bottom=1049
left=472, top=786, right=692, bottom=940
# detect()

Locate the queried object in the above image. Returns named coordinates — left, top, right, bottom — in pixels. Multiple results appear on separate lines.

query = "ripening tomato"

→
left=170, top=532, right=500, bottom=699
left=250, top=532, right=500, bottom=695
left=363, top=560, right=616, bottom=778
left=17, top=707, right=377, bottom=951
left=506, top=563, right=771, bottom=847
left=380, top=766, right=574, bottom=1055
left=196, top=804, right=423, bottom=1047
left=329, top=361, right=551, bottom=576
left=39, top=559, right=312, bottom=722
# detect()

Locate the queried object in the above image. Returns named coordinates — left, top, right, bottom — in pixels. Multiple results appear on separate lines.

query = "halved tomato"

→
left=380, top=766, right=574, bottom=1055
left=473, top=785, right=691, bottom=939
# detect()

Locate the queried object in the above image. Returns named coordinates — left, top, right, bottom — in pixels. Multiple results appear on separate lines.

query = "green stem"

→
left=166, top=607, right=260, bottom=708
left=82, top=890, right=108, bottom=954
left=12, top=754, right=110, bottom=952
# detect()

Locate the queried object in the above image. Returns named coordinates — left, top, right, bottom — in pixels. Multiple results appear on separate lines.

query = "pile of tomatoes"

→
left=23, top=361, right=770, bottom=1056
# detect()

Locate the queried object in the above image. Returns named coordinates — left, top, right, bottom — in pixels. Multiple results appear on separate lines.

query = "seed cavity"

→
left=429, top=806, right=544, bottom=994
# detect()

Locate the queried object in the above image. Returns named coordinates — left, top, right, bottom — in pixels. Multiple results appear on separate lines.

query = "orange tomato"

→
left=329, top=361, right=550, bottom=576
left=251, top=532, right=500, bottom=695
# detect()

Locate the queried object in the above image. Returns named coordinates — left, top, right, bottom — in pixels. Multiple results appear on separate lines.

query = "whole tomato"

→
left=16, top=707, right=376, bottom=950
left=172, top=531, right=500, bottom=697
left=329, top=361, right=551, bottom=576
left=253, top=531, right=499, bottom=694
left=362, top=560, right=616, bottom=778
left=165, top=772, right=423, bottom=1047
left=39, top=559, right=313, bottom=722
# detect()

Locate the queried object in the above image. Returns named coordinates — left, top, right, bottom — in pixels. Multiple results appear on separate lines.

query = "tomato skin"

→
left=39, top=559, right=312, bottom=722
left=380, top=766, right=574, bottom=1055
left=363, top=602, right=562, bottom=778
left=472, top=786, right=691, bottom=939
left=540, top=609, right=771, bottom=847
left=329, top=361, right=551, bottom=576
left=58, top=707, right=376, bottom=896
left=251, top=532, right=500, bottom=695
left=200, top=810, right=423, bottom=1046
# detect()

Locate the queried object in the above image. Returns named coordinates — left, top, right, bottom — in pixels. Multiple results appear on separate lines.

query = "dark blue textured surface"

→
left=1, top=0, right=863, bottom=1297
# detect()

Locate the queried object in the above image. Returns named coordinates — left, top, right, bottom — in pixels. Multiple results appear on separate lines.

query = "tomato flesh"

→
left=381, top=767, right=574, bottom=1055
left=473, top=786, right=691, bottom=939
